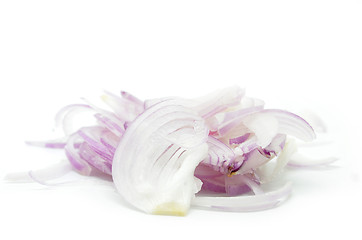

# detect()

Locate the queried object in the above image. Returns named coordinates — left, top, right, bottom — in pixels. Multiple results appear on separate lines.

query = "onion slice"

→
left=112, top=98, right=209, bottom=215
left=54, top=104, right=93, bottom=136
left=101, top=90, right=144, bottom=121
left=193, top=182, right=292, bottom=212
left=257, top=138, right=298, bottom=183
left=201, top=136, right=237, bottom=174
left=4, top=161, right=73, bottom=185
left=262, top=109, right=316, bottom=142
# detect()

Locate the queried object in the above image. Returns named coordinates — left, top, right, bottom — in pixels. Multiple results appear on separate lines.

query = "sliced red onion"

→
left=257, top=139, right=298, bottom=183
left=237, top=148, right=271, bottom=175
left=25, top=139, right=67, bottom=149
left=195, top=165, right=258, bottom=196
left=209, top=97, right=264, bottom=133
left=194, top=163, right=224, bottom=179
left=4, top=161, right=73, bottom=185
left=193, top=86, right=245, bottom=118
left=102, top=90, right=144, bottom=121
left=55, top=103, right=91, bottom=124
left=143, top=97, right=171, bottom=109
left=94, top=113, right=125, bottom=137
left=263, top=134, right=286, bottom=155
left=82, top=97, right=127, bottom=125
left=242, top=112, right=279, bottom=148
left=195, top=160, right=264, bottom=197
left=225, top=173, right=263, bottom=196
left=219, top=109, right=315, bottom=147
left=221, top=105, right=264, bottom=126
left=161, top=117, right=209, bottom=149
left=233, top=139, right=259, bottom=156
left=66, top=126, right=119, bottom=175
left=16, top=87, right=332, bottom=215
left=298, top=109, right=328, bottom=133
left=199, top=175, right=227, bottom=193
left=99, top=132, right=118, bottom=156
left=232, top=134, right=286, bottom=177
left=121, top=90, right=144, bottom=107
left=194, top=163, right=227, bottom=193
left=262, top=109, right=316, bottom=142
left=54, top=104, right=93, bottom=136
left=217, top=106, right=263, bottom=136
left=225, top=182, right=251, bottom=196
left=201, top=136, right=237, bottom=174
left=193, top=182, right=292, bottom=212
left=78, top=141, right=112, bottom=175
left=78, top=127, right=114, bottom=163
left=112, top=98, right=209, bottom=215
left=64, top=133, right=93, bottom=176
left=229, top=133, right=251, bottom=145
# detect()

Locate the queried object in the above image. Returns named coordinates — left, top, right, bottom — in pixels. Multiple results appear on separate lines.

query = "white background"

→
left=0, top=1, right=361, bottom=239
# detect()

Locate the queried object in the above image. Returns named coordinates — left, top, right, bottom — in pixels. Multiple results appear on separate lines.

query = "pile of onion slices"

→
left=7, top=86, right=336, bottom=216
